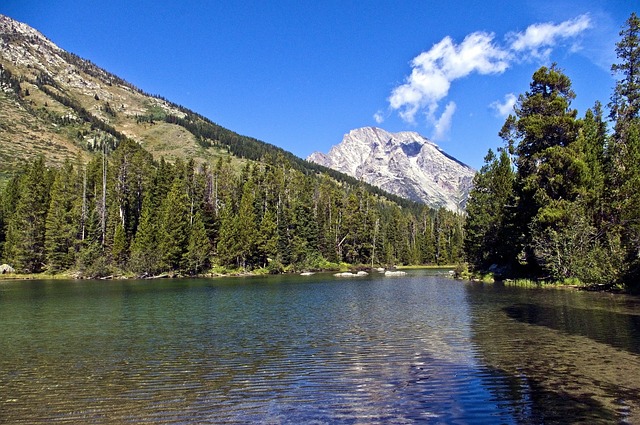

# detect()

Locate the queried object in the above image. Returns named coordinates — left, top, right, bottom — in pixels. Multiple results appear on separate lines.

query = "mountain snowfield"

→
left=308, top=127, right=475, bottom=212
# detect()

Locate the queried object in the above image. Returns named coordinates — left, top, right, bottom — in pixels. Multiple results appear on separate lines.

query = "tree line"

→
left=464, top=13, right=640, bottom=292
left=8, top=37, right=419, bottom=211
left=0, top=142, right=464, bottom=277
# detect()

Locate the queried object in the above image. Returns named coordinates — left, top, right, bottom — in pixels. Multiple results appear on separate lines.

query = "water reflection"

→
left=466, top=282, right=640, bottom=424
left=504, top=302, right=640, bottom=355
left=1, top=275, right=639, bottom=423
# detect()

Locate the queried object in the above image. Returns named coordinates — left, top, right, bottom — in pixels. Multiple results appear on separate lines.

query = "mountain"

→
left=0, top=15, right=300, bottom=181
left=0, top=15, right=427, bottom=209
left=0, top=14, right=228, bottom=177
left=308, top=127, right=476, bottom=212
left=0, top=15, right=460, bottom=213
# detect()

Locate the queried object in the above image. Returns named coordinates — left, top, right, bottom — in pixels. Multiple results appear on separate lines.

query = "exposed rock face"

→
left=308, top=127, right=475, bottom=212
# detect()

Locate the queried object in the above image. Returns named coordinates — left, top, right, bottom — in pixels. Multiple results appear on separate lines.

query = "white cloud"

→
left=385, top=14, right=591, bottom=138
left=432, top=101, right=456, bottom=141
left=389, top=31, right=509, bottom=124
left=373, top=110, right=385, bottom=124
left=509, top=14, right=591, bottom=60
left=490, top=93, right=517, bottom=117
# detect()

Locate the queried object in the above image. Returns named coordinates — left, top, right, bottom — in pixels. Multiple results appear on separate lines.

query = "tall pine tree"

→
left=4, top=158, right=51, bottom=273
left=45, top=161, right=80, bottom=272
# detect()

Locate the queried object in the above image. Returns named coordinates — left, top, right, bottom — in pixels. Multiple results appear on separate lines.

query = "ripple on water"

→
left=0, top=275, right=638, bottom=423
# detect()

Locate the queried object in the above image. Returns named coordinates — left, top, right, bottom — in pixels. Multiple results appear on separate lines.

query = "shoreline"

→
left=0, top=264, right=458, bottom=282
left=459, top=274, right=632, bottom=295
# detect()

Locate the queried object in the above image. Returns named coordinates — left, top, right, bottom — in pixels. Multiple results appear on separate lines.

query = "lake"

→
left=1, top=270, right=639, bottom=424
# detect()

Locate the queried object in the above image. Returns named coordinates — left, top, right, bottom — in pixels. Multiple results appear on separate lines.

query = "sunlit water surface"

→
left=1, top=271, right=639, bottom=424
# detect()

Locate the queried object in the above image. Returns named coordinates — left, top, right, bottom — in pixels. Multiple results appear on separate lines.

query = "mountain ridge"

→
left=0, top=14, right=424, bottom=209
left=308, top=127, right=475, bottom=212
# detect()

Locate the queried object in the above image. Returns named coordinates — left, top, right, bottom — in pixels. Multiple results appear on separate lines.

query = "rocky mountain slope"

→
left=0, top=14, right=289, bottom=180
left=0, top=15, right=426, bottom=209
left=308, top=127, right=475, bottom=211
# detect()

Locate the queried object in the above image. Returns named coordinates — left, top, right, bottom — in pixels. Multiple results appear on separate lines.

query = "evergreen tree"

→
left=464, top=149, right=515, bottom=269
left=576, top=103, right=607, bottom=224
left=0, top=172, right=22, bottom=261
left=342, top=191, right=367, bottom=264
left=416, top=208, right=435, bottom=264
left=130, top=193, right=160, bottom=276
left=0, top=192, right=4, bottom=262
left=257, top=207, right=278, bottom=268
left=109, top=138, right=153, bottom=245
left=76, top=188, right=105, bottom=276
left=609, top=12, right=640, bottom=125
left=216, top=195, right=240, bottom=267
left=185, top=211, right=211, bottom=274
left=277, top=201, right=293, bottom=266
left=112, top=221, right=128, bottom=268
left=158, top=179, right=190, bottom=271
left=607, top=13, right=640, bottom=290
left=3, top=158, right=51, bottom=273
left=235, top=180, right=258, bottom=269
left=45, top=162, right=80, bottom=272
left=511, top=65, right=581, bottom=272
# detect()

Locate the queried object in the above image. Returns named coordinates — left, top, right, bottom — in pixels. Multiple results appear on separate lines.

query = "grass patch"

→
left=502, top=279, right=570, bottom=288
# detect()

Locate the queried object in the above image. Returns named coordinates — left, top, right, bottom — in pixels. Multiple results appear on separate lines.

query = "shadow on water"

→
left=503, top=303, right=640, bottom=355
left=465, top=283, right=640, bottom=423
left=485, top=364, right=618, bottom=424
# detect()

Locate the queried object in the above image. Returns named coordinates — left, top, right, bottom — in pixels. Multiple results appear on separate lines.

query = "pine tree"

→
left=511, top=65, right=581, bottom=272
left=342, top=192, right=365, bottom=264
left=158, top=179, right=190, bottom=271
left=0, top=172, right=22, bottom=262
left=235, top=180, right=258, bottom=269
left=4, top=158, right=51, bottom=273
left=604, top=13, right=640, bottom=291
left=112, top=221, right=128, bottom=268
left=416, top=208, right=435, bottom=264
left=464, top=149, right=515, bottom=269
left=257, top=207, right=278, bottom=268
left=109, top=139, right=153, bottom=245
left=45, top=161, right=80, bottom=272
left=277, top=202, right=293, bottom=266
left=576, top=103, right=607, bottom=224
left=76, top=188, right=105, bottom=276
left=0, top=192, right=4, bottom=262
left=216, top=195, right=240, bottom=267
left=609, top=12, right=640, bottom=125
left=185, top=211, right=211, bottom=275
left=130, top=193, right=159, bottom=276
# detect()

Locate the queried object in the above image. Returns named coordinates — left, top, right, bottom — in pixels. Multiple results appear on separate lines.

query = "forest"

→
left=0, top=145, right=464, bottom=277
left=463, top=13, right=640, bottom=293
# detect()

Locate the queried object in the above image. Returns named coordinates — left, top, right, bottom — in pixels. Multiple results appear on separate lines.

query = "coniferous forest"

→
left=464, top=13, right=640, bottom=293
left=0, top=144, right=464, bottom=277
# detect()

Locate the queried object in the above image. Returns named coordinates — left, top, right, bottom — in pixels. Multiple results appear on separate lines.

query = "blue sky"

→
left=1, top=1, right=635, bottom=169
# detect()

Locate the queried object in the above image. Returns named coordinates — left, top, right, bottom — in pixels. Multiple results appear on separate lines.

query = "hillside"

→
left=1, top=15, right=427, bottom=209
left=0, top=15, right=273, bottom=176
